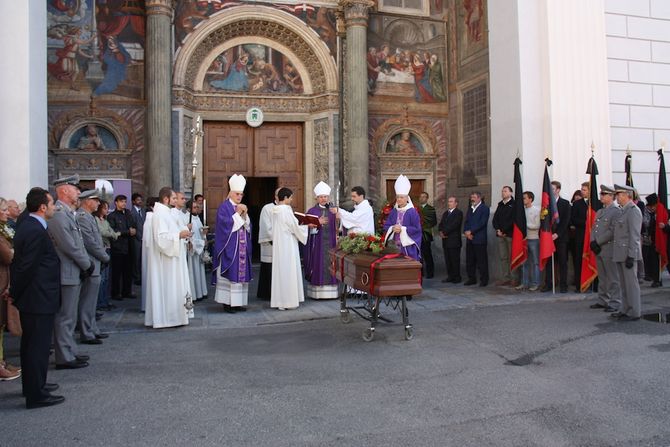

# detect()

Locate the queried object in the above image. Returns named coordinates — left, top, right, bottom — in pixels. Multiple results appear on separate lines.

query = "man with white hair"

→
left=304, top=181, right=338, bottom=299
left=213, top=174, right=252, bottom=313
left=382, top=175, right=422, bottom=261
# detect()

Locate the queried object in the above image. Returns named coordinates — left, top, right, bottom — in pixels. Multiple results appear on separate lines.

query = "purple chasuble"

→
left=382, top=206, right=422, bottom=261
left=212, top=199, right=253, bottom=284
left=304, top=205, right=337, bottom=286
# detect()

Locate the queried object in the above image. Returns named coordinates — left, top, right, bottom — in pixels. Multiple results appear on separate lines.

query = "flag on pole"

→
left=625, top=152, right=634, bottom=187
left=510, top=157, right=527, bottom=272
left=656, top=149, right=668, bottom=270
left=539, top=159, right=558, bottom=271
left=580, top=157, right=601, bottom=292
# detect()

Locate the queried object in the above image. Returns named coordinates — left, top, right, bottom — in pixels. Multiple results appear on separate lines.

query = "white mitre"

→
left=229, top=174, right=246, bottom=192
left=314, top=181, right=331, bottom=196
left=394, top=174, right=411, bottom=195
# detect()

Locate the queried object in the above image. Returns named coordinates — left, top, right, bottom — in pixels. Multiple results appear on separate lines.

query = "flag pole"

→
left=551, top=253, right=555, bottom=294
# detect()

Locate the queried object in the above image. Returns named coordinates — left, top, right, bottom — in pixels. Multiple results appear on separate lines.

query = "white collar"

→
left=471, top=202, right=481, bottom=211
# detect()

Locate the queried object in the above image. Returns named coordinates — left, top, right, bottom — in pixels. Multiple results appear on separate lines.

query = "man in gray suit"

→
left=76, top=190, right=111, bottom=345
left=48, top=174, right=93, bottom=369
left=130, top=193, right=145, bottom=285
left=589, top=185, right=622, bottom=312
left=610, top=184, right=643, bottom=321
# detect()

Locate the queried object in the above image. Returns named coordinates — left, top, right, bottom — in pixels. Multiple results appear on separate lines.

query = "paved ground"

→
left=1, top=270, right=670, bottom=447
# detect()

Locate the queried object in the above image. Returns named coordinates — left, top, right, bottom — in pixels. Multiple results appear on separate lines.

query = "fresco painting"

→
left=385, top=130, right=426, bottom=154
left=457, top=0, right=488, bottom=63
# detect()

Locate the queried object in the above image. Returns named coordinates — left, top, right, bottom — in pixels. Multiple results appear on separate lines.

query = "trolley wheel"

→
left=362, top=328, right=375, bottom=342
left=404, top=326, right=414, bottom=341
left=340, top=311, right=351, bottom=324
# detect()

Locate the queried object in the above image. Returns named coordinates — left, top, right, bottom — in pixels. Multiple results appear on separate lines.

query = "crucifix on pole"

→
left=189, top=115, right=204, bottom=224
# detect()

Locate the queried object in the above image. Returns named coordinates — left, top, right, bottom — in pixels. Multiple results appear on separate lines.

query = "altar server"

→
left=213, top=174, right=252, bottom=313
left=271, top=188, right=308, bottom=310
left=257, top=189, right=279, bottom=300
left=187, top=200, right=208, bottom=301
left=334, top=186, right=375, bottom=235
left=383, top=175, right=422, bottom=261
left=305, top=182, right=338, bottom=299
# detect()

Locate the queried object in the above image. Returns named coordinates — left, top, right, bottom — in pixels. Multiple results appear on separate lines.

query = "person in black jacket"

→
left=10, top=188, right=65, bottom=409
left=491, top=186, right=516, bottom=285
left=107, top=195, right=137, bottom=300
left=542, top=181, right=572, bottom=293
left=570, top=182, right=602, bottom=292
left=438, top=196, right=463, bottom=283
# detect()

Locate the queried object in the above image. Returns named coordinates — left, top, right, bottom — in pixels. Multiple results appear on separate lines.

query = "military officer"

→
left=76, top=189, right=111, bottom=344
left=49, top=174, right=93, bottom=369
left=610, top=184, right=643, bottom=321
left=589, top=185, right=622, bottom=312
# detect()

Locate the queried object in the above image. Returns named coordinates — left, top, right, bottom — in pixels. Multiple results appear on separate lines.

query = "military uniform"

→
left=590, top=185, right=621, bottom=309
left=612, top=185, right=643, bottom=319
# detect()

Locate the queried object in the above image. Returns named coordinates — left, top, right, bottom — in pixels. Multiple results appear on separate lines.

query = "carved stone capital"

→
left=339, top=0, right=374, bottom=27
left=146, top=0, right=172, bottom=17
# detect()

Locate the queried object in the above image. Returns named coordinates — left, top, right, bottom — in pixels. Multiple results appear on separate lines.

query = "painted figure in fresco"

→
left=378, top=45, right=393, bottom=75
left=210, top=52, right=250, bottom=91
left=248, top=59, right=282, bottom=93
left=51, top=0, right=81, bottom=17
left=77, top=125, right=106, bottom=150
left=429, top=54, right=446, bottom=101
left=306, top=8, right=336, bottom=49
left=395, top=131, right=420, bottom=154
left=411, top=54, right=435, bottom=103
left=464, top=0, right=484, bottom=42
left=283, top=62, right=303, bottom=94
left=47, top=25, right=94, bottom=90
left=93, top=35, right=131, bottom=97
left=176, top=0, right=209, bottom=38
left=367, top=47, right=382, bottom=93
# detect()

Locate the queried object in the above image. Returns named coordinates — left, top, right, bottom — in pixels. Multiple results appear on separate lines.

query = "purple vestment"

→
left=383, top=206, right=422, bottom=261
left=212, top=200, right=253, bottom=284
left=304, top=205, right=338, bottom=286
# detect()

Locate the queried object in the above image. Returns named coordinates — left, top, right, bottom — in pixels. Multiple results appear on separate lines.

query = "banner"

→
left=539, top=159, right=558, bottom=271
left=510, top=157, right=527, bottom=272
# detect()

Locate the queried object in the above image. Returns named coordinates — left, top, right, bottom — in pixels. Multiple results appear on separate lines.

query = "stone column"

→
left=340, top=0, right=374, bottom=193
left=145, top=1, right=173, bottom=194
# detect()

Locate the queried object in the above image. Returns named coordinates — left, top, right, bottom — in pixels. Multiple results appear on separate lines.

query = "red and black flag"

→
left=510, top=157, right=527, bottom=272
left=539, top=159, right=558, bottom=271
left=656, top=149, right=668, bottom=270
left=625, top=152, right=634, bottom=187
left=580, top=157, right=601, bottom=292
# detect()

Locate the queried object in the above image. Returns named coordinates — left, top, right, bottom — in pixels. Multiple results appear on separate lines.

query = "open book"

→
left=294, top=212, right=321, bottom=226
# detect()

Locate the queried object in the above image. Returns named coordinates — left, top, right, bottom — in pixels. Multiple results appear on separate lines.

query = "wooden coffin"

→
left=329, top=249, right=422, bottom=297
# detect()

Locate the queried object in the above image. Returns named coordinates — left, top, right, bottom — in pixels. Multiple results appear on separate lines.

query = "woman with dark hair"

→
left=95, top=201, right=119, bottom=311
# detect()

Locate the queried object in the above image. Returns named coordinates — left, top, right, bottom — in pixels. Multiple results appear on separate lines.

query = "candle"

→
left=203, top=199, right=207, bottom=227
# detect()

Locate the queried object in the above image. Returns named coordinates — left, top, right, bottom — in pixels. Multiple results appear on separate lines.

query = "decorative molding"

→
left=313, top=118, right=330, bottom=183
left=340, top=0, right=374, bottom=26
left=146, top=0, right=172, bottom=17
left=372, top=106, right=439, bottom=156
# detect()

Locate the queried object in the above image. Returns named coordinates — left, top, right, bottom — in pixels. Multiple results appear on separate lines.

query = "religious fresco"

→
left=367, top=14, right=448, bottom=103
left=385, top=131, right=426, bottom=154
left=175, top=1, right=337, bottom=55
left=47, top=0, right=145, bottom=99
left=205, top=45, right=304, bottom=94
left=457, top=0, right=487, bottom=64
left=68, top=124, right=119, bottom=150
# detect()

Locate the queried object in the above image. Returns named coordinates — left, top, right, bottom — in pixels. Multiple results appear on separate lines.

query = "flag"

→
left=625, top=152, right=634, bottom=187
left=539, top=159, right=558, bottom=271
left=656, top=149, right=668, bottom=270
left=510, top=157, right=527, bottom=272
left=580, top=157, right=601, bottom=292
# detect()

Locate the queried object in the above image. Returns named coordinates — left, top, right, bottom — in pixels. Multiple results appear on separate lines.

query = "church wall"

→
left=605, top=0, right=670, bottom=200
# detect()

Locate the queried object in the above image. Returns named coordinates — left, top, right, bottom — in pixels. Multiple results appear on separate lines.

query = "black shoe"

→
left=618, top=315, right=640, bottom=321
left=452, top=278, right=462, bottom=284
left=95, top=333, right=109, bottom=339
left=26, top=395, right=65, bottom=409
left=80, top=338, right=102, bottom=345
left=222, top=304, right=235, bottom=314
left=603, top=306, right=618, bottom=313
left=609, top=312, right=625, bottom=319
left=560, top=287, right=568, bottom=293
left=540, top=286, right=551, bottom=292
left=112, top=295, right=123, bottom=301
left=43, top=383, right=59, bottom=393
left=651, top=281, right=662, bottom=288
left=235, top=306, right=247, bottom=312
left=425, top=275, right=434, bottom=279
left=75, top=355, right=89, bottom=362
left=464, top=279, right=477, bottom=286
left=590, top=303, right=606, bottom=309
left=441, top=278, right=452, bottom=283
left=55, top=361, right=89, bottom=370
left=95, top=312, right=103, bottom=321
left=479, top=282, right=488, bottom=287
left=98, top=304, right=117, bottom=311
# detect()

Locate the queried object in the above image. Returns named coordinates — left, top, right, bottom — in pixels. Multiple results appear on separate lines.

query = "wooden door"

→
left=204, top=122, right=303, bottom=225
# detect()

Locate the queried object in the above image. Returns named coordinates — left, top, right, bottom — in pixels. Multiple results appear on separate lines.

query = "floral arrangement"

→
left=338, top=232, right=399, bottom=255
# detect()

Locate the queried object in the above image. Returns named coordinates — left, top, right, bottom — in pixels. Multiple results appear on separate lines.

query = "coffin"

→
left=329, top=249, right=422, bottom=297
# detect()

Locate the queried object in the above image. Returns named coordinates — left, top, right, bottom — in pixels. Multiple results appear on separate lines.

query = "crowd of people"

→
left=0, top=169, right=665, bottom=409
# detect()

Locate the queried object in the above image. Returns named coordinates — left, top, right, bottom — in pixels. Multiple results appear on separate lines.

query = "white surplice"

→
left=258, top=201, right=275, bottom=263
left=270, top=204, right=308, bottom=309
left=338, top=199, right=375, bottom=235
left=144, top=202, right=190, bottom=328
left=171, top=207, right=195, bottom=317
left=188, top=214, right=208, bottom=300
left=141, top=211, right=154, bottom=312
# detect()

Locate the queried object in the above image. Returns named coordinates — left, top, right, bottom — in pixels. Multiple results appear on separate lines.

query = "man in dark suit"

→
left=492, top=186, right=516, bottom=286
left=129, top=193, right=145, bottom=286
left=419, top=192, right=437, bottom=279
left=542, top=181, right=572, bottom=293
left=571, top=181, right=602, bottom=291
left=439, top=196, right=463, bottom=283
left=107, top=195, right=137, bottom=299
left=10, top=188, right=65, bottom=409
left=463, top=191, right=490, bottom=286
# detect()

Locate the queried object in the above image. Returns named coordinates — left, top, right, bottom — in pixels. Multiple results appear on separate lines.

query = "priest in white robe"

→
left=140, top=197, right=156, bottom=312
left=334, top=186, right=376, bottom=235
left=171, top=191, right=195, bottom=318
left=257, top=188, right=279, bottom=300
left=145, top=187, right=192, bottom=328
left=271, top=187, right=308, bottom=310
left=186, top=200, right=208, bottom=301
left=213, top=174, right=252, bottom=313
